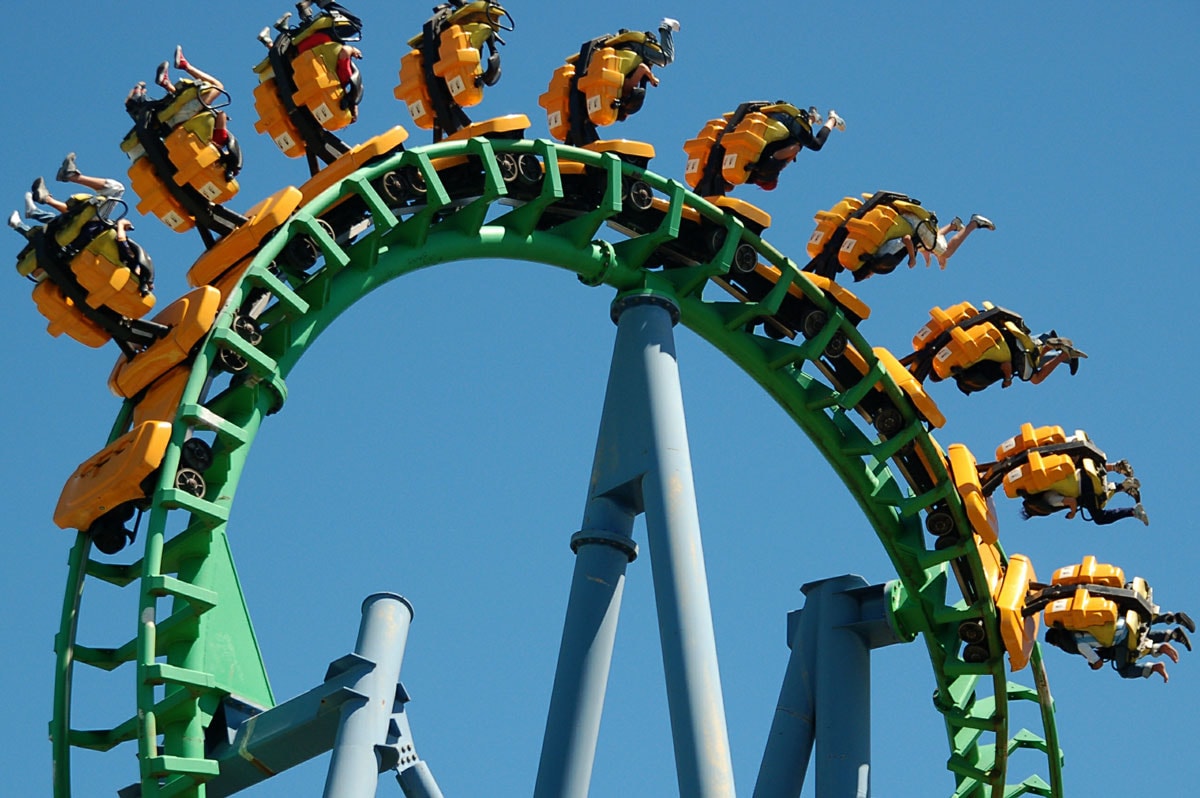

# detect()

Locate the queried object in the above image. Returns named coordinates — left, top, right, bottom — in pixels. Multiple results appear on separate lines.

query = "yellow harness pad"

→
left=1051, top=556, right=1125, bottom=589
left=1001, top=452, right=1078, bottom=500
left=53, top=420, right=173, bottom=532
left=188, top=185, right=305, bottom=289
left=70, top=231, right=156, bottom=320
left=253, top=76, right=306, bottom=158
left=291, top=45, right=355, bottom=132
left=577, top=46, right=627, bottom=128
left=932, top=323, right=1007, bottom=380
left=807, top=196, right=862, bottom=258
left=718, top=112, right=772, bottom=187
left=127, top=156, right=195, bottom=232
left=912, top=301, right=978, bottom=349
left=997, top=553, right=1039, bottom=672
left=108, top=286, right=222, bottom=399
left=433, top=24, right=487, bottom=109
left=1044, top=587, right=1120, bottom=646
left=31, top=279, right=111, bottom=347
left=682, top=117, right=727, bottom=189
left=396, top=49, right=437, bottom=130
left=164, top=123, right=239, bottom=204
left=994, top=422, right=1067, bottom=461
left=838, top=205, right=902, bottom=272
left=538, top=64, right=575, bottom=142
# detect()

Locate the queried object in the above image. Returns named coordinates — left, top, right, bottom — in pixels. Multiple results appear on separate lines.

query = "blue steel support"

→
left=536, top=293, right=735, bottom=798
left=323, top=593, right=415, bottom=798
left=753, top=576, right=903, bottom=798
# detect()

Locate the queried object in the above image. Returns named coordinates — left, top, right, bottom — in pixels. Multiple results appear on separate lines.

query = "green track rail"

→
left=51, top=136, right=1063, bottom=797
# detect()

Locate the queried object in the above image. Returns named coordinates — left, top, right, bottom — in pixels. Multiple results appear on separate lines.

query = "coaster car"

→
left=254, top=0, right=366, bottom=170
left=15, top=196, right=166, bottom=356
left=683, top=101, right=816, bottom=196
left=396, top=0, right=514, bottom=139
left=802, top=191, right=937, bottom=282
left=539, top=26, right=670, bottom=147
left=54, top=363, right=212, bottom=555
left=903, top=301, right=1082, bottom=394
left=830, top=345, right=945, bottom=438
left=123, top=81, right=245, bottom=241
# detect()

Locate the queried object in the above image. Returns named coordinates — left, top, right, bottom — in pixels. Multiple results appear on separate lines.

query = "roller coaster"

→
left=11, top=2, right=1187, bottom=797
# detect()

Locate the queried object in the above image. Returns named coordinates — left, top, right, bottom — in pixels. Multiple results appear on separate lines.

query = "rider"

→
left=692, top=102, right=844, bottom=197
left=904, top=304, right=1085, bottom=395
left=1017, top=459, right=1147, bottom=526
left=862, top=211, right=994, bottom=280
left=1043, top=605, right=1193, bottom=682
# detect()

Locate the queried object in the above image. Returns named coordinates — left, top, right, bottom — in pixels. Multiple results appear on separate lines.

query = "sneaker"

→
left=948, top=216, right=965, bottom=232
left=970, top=213, right=995, bottom=230
left=659, top=17, right=681, bottom=32
left=173, top=45, right=189, bottom=70
left=31, top=176, right=50, bottom=205
left=1172, top=627, right=1192, bottom=652
left=257, top=27, right=274, bottom=47
left=1177, top=612, right=1196, bottom=633
left=806, top=106, right=823, bottom=125
left=1111, top=459, right=1135, bottom=477
left=827, top=109, right=846, bottom=131
left=155, top=61, right=172, bottom=91
left=1133, top=504, right=1149, bottom=526
left=7, top=210, right=20, bottom=230
left=23, top=192, right=37, bottom=217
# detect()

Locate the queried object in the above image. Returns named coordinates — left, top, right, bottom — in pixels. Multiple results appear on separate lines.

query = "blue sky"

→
left=1, top=1, right=1197, bottom=796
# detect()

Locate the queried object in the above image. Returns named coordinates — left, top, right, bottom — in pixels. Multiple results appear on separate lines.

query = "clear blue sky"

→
left=1, top=1, right=1196, bottom=796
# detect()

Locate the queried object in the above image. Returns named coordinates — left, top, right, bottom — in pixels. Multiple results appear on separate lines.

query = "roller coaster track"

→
left=51, top=136, right=1064, bottom=797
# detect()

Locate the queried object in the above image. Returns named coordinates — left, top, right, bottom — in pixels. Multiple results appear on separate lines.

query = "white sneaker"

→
left=660, top=17, right=680, bottom=32
left=24, top=192, right=37, bottom=217
left=806, top=106, right=823, bottom=125
left=948, top=216, right=964, bottom=232
left=970, top=213, right=995, bottom=230
left=827, top=109, right=846, bottom=131
left=7, top=210, right=20, bottom=229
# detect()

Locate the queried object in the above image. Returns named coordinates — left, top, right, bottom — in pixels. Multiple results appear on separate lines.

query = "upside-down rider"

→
left=904, top=306, right=1086, bottom=395
left=1017, top=457, right=1147, bottom=526
left=1043, top=598, right=1194, bottom=682
left=564, top=17, right=679, bottom=146
left=694, top=103, right=845, bottom=197
left=259, top=0, right=365, bottom=121
left=861, top=211, right=994, bottom=281
left=410, top=0, right=516, bottom=139
left=128, top=45, right=243, bottom=182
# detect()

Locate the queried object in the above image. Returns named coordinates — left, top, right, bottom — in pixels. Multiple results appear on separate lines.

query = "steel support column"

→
left=323, top=593, right=415, bottom=798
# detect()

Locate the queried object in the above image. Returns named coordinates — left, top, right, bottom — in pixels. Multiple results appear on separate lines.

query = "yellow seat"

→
left=1044, top=587, right=1120, bottom=646
left=997, top=554, right=1039, bottom=672
left=164, top=120, right=239, bottom=203
left=912, top=301, right=979, bottom=350
left=682, top=118, right=727, bottom=189
left=291, top=44, right=355, bottom=131
left=69, top=230, right=156, bottom=319
left=948, top=443, right=998, bottom=544
left=396, top=49, right=437, bottom=131
left=188, top=186, right=305, bottom=289
left=931, top=323, right=1006, bottom=380
left=31, top=280, right=111, bottom=348
left=1001, top=450, right=1078, bottom=499
left=807, top=196, right=862, bottom=258
left=1051, top=556, right=1125, bottom=589
left=107, top=286, right=222, bottom=399
left=126, top=154, right=195, bottom=232
left=718, top=111, right=773, bottom=188
left=538, top=64, right=574, bottom=142
left=53, top=421, right=173, bottom=532
left=252, top=60, right=306, bottom=158
left=994, top=422, right=1068, bottom=461
left=577, top=46, right=626, bottom=128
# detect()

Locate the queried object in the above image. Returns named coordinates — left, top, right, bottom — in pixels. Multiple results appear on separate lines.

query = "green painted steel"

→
left=51, top=136, right=1064, bottom=797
